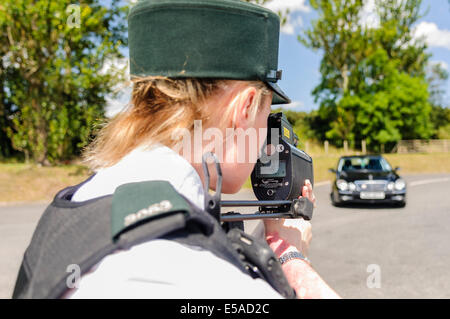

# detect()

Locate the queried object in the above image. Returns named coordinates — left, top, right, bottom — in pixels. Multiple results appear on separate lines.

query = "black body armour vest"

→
left=12, top=178, right=295, bottom=299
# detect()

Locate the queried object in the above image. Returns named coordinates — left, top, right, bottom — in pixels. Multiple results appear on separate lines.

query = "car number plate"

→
left=360, top=192, right=385, bottom=200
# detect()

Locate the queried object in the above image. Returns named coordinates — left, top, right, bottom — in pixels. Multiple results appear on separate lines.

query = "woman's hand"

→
left=302, top=179, right=316, bottom=208
left=264, top=180, right=341, bottom=299
left=264, top=179, right=315, bottom=258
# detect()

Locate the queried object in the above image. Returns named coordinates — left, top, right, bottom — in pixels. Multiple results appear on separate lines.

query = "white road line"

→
left=409, top=177, right=450, bottom=187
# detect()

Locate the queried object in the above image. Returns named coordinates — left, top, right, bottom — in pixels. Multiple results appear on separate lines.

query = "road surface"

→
left=1, top=173, right=449, bottom=298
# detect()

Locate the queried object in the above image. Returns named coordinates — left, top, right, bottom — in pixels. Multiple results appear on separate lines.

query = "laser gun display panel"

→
left=251, top=113, right=314, bottom=201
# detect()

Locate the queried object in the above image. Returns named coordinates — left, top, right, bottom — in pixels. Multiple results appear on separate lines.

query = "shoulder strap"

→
left=13, top=180, right=215, bottom=299
left=226, top=228, right=296, bottom=299
left=13, top=178, right=291, bottom=299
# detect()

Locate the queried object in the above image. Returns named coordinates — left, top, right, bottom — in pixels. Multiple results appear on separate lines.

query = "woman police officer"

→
left=14, top=0, right=339, bottom=299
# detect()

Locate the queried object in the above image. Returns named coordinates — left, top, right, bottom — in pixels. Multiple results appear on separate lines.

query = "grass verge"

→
left=0, top=164, right=90, bottom=203
left=243, top=152, right=450, bottom=189
left=1, top=153, right=449, bottom=202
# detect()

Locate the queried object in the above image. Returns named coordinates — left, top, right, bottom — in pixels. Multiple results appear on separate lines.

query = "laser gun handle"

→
left=292, top=197, right=314, bottom=221
left=227, top=228, right=296, bottom=299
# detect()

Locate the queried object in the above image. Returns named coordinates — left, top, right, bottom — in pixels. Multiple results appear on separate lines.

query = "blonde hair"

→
left=83, top=76, right=271, bottom=170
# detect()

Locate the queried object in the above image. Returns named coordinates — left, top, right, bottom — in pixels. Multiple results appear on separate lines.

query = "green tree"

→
left=0, top=18, right=16, bottom=159
left=427, top=63, right=450, bottom=138
left=298, top=0, right=371, bottom=145
left=300, top=0, right=434, bottom=151
left=428, top=63, right=449, bottom=108
left=0, top=0, right=127, bottom=164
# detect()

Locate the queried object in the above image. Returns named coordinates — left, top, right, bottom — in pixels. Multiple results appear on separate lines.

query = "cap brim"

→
left=266, top=82, right=291, bottom=105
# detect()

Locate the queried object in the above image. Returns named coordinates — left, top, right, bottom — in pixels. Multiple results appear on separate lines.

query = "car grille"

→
left=354, top=180, right=387, bottom=192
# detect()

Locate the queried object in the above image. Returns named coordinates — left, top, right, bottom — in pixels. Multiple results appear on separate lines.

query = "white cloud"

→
left=414, top=22, right=450, bottom=50
left=439, top=61, right=449, bottom=71
left=264, top=0, right=310, bottom=13
left=281, top=15, right=304, bottom=35
left=360, top=0, right=380, bottom=29
left=261, top=0, right=310, bottom=35
left=105, top=86, right=131, bottom=118
left=100, top=57, right=130, bottom=117
left=430, top=60, right=449, bottom=71
left=280, top=100, right=304, bottom=110
left=100, top=57, right=129, bottom=79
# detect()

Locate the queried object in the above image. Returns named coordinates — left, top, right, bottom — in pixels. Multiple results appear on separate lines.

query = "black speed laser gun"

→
left=201, top=113, right=314, bottom=298
left=203, top=112, right=315, bottom=224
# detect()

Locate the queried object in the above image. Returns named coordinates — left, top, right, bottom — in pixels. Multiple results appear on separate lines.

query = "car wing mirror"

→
left=394, top=167, right=401, bottom=171
left=328, top=168, right=337, bottom=174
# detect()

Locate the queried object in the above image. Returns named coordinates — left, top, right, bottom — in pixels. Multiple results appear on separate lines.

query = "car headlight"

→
left=394, top=179, right=406, bottom=190
left=387, top=182, right=395, bottom=191
left=348, top=182, right=356, bottom=191
left=336, top=179, right=348, bottom=191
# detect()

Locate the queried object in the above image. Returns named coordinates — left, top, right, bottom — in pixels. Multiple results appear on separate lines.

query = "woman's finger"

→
left=303, top=180, right=312, bottom=199
left=300, top=179, right=317, bottom=208
left=302, top=185, right=308, bottom=198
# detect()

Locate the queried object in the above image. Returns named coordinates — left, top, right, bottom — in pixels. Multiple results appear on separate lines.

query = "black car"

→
left=329, top=155, right=406, bottom=207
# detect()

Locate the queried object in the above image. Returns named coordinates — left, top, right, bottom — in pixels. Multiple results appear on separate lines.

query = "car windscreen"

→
left=337, top=157, right=392, bottom=172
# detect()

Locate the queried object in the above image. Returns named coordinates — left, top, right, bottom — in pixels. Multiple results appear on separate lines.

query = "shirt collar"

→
left=73, top=145, right=206, bottom=210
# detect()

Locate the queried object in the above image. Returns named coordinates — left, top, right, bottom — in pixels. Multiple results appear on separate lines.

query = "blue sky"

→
left=107, top=0, right=450, bottom=116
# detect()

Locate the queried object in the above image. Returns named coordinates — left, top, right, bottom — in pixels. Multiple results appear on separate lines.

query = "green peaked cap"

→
left=128, top=0, right=291, bottom=105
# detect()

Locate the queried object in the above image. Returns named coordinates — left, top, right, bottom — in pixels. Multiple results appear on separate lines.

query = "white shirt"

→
left=72, top=145, right=205, bottom=209
left=68, top=146, right=281, bottom=299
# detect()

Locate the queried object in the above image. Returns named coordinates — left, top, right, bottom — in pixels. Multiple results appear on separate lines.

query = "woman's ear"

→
left=234, top=86, right=257, bottom=130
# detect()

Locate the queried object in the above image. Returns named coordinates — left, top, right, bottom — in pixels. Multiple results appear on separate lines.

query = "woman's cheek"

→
left=221, top=162, right=254, bottom=193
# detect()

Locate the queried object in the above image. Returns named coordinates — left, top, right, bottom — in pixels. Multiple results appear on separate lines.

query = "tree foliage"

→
left=300, top=0, right=435, bottom=151
left=0, top=0, right=127, bottom=164
left=427, top=63, right=450, bottom=138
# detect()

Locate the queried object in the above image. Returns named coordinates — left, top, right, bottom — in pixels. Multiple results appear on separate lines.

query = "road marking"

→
left=409, top=177, right=450, bottom=187
left=0, top=200, right=49, bottom=207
